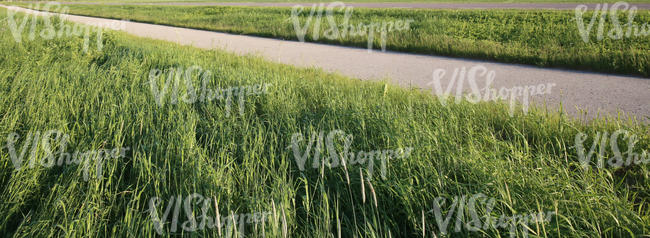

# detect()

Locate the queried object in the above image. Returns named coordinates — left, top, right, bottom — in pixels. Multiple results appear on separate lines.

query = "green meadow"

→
left=1, top=9, right=650, bottom=237
left=9, top=3, right=650, bottom=77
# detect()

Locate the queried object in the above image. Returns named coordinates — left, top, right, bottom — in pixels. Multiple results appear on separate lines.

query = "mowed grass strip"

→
left=1, top=11, right=649, bottom=237
left=9, top=3, right=650, bottom=77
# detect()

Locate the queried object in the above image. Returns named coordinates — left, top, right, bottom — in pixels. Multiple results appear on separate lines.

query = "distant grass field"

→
left=10, top=3, right=650, bottom=77
left=1, top=9, right=650, bottom=237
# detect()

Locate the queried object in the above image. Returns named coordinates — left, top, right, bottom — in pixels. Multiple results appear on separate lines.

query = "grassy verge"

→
left=7, top=3, right=650, bottom=77
left=1, top=10, right=649, bottom=237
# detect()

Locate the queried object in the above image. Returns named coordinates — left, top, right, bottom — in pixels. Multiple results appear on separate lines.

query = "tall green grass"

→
left=0, top=10, right=649, bottom=237
left=10, top=3, right=650, bottom=77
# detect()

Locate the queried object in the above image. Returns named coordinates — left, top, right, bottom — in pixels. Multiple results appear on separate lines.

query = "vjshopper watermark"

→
left=147, top=193, right=270, bottom=236
left=427, top=193, right=555, bottom=237
left=291, top=1, right=414, bottom=52
left=148, top=65, right=272, bottom=117
left=5, top=130, right=129, bottom=181
left=575, top=1, right=649, bottom=42
left=428, top=65, right=556, bottom=117
left=575, top=129, right=649, bottom=169
left=289, top=129, right=413, bottom=180
left=6, top=2, right=126, bottom=52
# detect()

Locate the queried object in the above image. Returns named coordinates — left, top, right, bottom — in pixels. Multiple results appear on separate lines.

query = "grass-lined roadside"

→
left=1, top=10, right=650, bottom=237
left=8, top=3, right=650, bottom=77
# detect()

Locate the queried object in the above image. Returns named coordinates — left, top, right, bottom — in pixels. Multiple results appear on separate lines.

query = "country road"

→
left=20, top=1, right=650, bottom=10
left=2, top=5, right=649, bottom=122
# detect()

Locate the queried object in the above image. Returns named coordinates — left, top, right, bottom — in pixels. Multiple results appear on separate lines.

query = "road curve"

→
left=2, top=5, right=649, bottom=122
left=20, top=1, right=650, bottom=10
